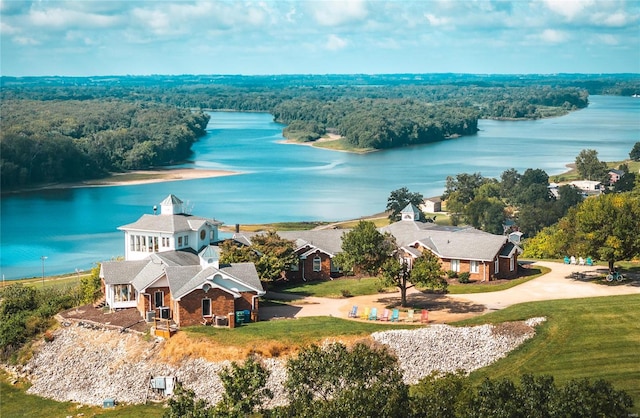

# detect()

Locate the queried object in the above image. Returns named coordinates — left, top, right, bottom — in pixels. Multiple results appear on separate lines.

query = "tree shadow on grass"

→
left=376, top=293, right=486, bottom=314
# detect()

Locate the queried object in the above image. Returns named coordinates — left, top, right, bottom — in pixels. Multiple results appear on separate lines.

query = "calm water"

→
left=1, top=95, right=638, bottom=279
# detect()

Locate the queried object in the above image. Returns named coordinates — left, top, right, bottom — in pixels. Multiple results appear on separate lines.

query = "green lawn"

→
left=446, top=266, right=551, bottom=294
left=186, top=316, right=416, bottom=347
left=457, top=294, right=640, bottom=414
left=274, top=277, right=394, bottom=298
left=0, top=371, right=164, bottom=418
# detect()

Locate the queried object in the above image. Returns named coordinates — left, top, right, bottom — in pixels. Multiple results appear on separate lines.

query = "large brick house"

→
left=100, top=195, right=265, bottom=327
left=237, top=203, right=520, bottom=283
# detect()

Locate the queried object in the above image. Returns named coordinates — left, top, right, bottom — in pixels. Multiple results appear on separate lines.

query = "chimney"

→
left=235, top=224, right=240, bottom=233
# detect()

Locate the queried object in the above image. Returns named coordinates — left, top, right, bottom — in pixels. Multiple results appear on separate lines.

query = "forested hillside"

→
left=1, top=73, right=636, bottom=189
left=0, top=100, right=209, bottom=189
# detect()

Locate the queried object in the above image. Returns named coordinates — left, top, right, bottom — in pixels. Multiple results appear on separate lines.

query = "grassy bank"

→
left=459, top=294, right=640, bottom=414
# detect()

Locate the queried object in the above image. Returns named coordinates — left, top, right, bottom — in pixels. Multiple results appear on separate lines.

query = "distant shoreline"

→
left=1, top=168, right=240, bottom=194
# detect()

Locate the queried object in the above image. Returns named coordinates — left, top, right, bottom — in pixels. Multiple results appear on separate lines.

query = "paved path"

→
left=260, top=261, right=640, bottom=323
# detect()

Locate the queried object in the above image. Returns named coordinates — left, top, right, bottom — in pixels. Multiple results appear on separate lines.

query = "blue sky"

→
left=1, top=0, right=639, bottom=76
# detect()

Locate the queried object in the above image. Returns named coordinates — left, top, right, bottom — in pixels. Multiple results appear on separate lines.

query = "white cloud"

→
left=541, top=0, right=594, bottom=20
left=14, top=36, right=39, bottom=46
left=29, top=7, right=119, bottom=29
left=0, top=21, right=19, bottom=35
left=424, top=13, right=450, bottom=27
left=598, top=11, right=630, bottom=27
left=538, top=28, right=569, bottom=43
left=325, top=34, right=348, bottom=50
left=309, top=0, right=368, bottom=26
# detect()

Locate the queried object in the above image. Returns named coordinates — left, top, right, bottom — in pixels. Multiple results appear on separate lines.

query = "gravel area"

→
left=11, top=317, right=545, bottom=408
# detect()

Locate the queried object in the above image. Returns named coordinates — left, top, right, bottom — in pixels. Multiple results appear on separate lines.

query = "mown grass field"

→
left=459, top=294, right=640, bottom=414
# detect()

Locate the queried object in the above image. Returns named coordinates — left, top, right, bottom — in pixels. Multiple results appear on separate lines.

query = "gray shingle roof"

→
left=274, top=230, right=348, bottom=255
left=170, top=263, right=263, bottom=300
left=383, top=221, right=507, bottom=261
left=118, top=214, right=221, bottom=233
left=100, top=260, right=149, bottom=285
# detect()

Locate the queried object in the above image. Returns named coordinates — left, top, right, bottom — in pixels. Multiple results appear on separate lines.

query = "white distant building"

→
left=420, top=197, right=442, bottom=213
left=570, top=180, right=602, bottom=194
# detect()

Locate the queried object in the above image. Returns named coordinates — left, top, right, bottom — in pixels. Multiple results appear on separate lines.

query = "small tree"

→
left=410, top=371, right=472, bottom=418
left=381, top=250, right=446, bottom=306
left=163, top=382, right=211, bottom=418
left=285, top=342, right=409, bottom=417
left=213, top=356, right=272, bottom=417
left=334, top=220, right=396, bottom=276
left=80, top=263, right=102, bottom=304
left=411, top=251, right=447, bottom=293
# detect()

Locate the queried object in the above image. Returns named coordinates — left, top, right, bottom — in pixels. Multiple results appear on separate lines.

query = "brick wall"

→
left=176, top=288, right=235, bottom=327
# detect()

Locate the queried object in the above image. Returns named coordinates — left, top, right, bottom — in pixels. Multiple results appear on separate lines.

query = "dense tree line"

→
left=164, top=342, right=634, bottom=417
left=2, top=74, right=633, bottom=188
left=524, top=192, right=640, bottom=270
left=442, top=168, right=584, bottom=236
left=0, top=99, right=210, bottom=189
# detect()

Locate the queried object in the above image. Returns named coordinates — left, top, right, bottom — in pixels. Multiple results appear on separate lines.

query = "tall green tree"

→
left=442, top=172, right=486, bottom=224
left=630, top=141, right=640, bottom=161
left=285, top=342, right=409, bottom=417
left=464, top=197, right=506, bottom=235
left=386, top=187, right=424, bottom=222
left=219, top=231, right=297, bottom=285
left=575, top=149, right=609, bottom=182
left=334, top=221, right=396, bottom=276
left=565, top=193, right=640, bottom=271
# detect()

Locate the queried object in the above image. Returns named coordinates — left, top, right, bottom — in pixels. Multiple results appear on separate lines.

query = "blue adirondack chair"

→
left=348, top=306, right=358, bottom=318
left=390, top=309, right=400, bottom=322
left=586, top=257, right=593, bottom=266
left=368, top=307, right=378, bottom=320
left=563, top=256, right=570, bottom=264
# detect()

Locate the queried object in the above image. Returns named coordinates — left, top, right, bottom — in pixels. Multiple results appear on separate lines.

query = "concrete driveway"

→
left=260, top=261, right=640, bottom=323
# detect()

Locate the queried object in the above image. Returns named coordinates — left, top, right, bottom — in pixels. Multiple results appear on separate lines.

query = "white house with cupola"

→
left=118, top=195, right=221, bottom=261
left=99, top=195, right=265, bottom=330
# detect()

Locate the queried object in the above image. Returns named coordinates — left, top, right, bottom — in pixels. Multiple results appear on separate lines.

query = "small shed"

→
left=420, top=197, right=442, bottom=213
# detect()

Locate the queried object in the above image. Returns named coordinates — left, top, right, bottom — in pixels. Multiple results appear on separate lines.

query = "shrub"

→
left=458, top=272, right=471, bottom=283
left=447, top=270, right=458, bottom=279
left=340, top=289, right=353, bottom=298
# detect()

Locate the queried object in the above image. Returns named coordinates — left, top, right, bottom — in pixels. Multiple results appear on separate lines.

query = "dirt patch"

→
left=491, top=321, right=535, bottom=339
left=59, top=305, right=149, bottom=333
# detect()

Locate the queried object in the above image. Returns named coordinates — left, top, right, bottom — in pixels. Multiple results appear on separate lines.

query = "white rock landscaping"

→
left=18, top=318, right=545, bottom=408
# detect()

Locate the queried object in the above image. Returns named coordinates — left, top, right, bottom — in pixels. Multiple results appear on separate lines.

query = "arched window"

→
left=313, top=256, right=322, bottom=272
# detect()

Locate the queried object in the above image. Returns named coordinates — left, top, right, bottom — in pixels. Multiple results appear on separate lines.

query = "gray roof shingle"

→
left=118, top=214, right=221, bottom=234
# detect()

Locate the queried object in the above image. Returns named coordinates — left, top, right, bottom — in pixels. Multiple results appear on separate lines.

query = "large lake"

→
left=1, top=95, right=638, bottom=279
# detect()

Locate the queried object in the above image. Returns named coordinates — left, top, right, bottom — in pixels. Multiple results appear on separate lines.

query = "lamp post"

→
left=41, top=256, right=47, bottom=287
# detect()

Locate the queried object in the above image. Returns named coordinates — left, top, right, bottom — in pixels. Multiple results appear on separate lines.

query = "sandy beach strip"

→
left=4, top=168, right=240, bottom=194
left=80, top=168, right=240, bottom=187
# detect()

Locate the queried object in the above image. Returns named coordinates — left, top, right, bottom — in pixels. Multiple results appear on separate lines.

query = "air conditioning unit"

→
left=146, top=311, right=155, bottom=322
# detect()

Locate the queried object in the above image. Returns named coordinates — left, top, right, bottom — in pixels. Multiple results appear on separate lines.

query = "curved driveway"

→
left=261, top=261, right=640, bottom=323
